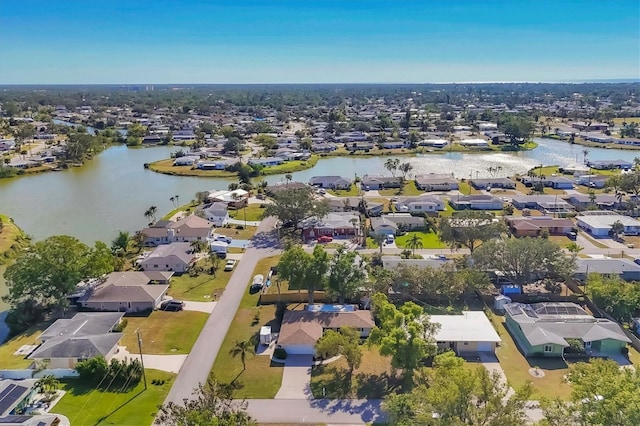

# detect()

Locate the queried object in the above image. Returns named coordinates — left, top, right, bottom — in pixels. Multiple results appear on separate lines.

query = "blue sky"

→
left=1, top=0, right=638, bottom=84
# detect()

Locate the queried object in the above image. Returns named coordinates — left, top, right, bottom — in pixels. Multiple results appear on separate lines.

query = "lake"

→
left=0, top=138, right=634, bottom=246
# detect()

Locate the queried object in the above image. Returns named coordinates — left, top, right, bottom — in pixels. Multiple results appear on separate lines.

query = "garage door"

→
left=283, top=345, right=314, bottom=355
left=477, top=342, right=494, bottom=352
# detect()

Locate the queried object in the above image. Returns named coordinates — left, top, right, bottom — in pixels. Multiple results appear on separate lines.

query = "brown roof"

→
left=83, top=272, right=170, bottom=304
left=143, top=215, right=213, bottom=239
left=278, top=309, right=375, bottom=346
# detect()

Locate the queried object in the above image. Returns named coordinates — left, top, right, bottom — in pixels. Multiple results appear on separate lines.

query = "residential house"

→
left=344, top=142, right=374, bottom=151
left=418, top=139, right=448, bottom=148
left=327, top=197, right=383, bottom=216
left=173, top=156, right=200, bottom=166
left=449, top=194, right=504, bottom=210
left=78, top=271, right=171, bottom=312
left=0, top=379, right=39, bottom=417
left=506, top=216, right=575, bottom=237
left=511, top=195, right=575, bottom=215
left=277, top=306, right=375, bottom=355
left=543, top=176, right=575, bottom=189
left=505, top=302, right=630, bottom=357
left=142, top=215, right=214, bottom=246
left=308, top=176, right=352, bottom=190
left=207, top=189, right=249, bottom=208
left=395, top=196, right=444, bottom=214
left=470, top=178, right=516, bottom=190
left=172, top=129, right=196, bottom=140
left=574, top=175, right=608, bottom=189
left=301, top=212, right=360, bottom=240
left=571, top=122, right=609, bottom=131
left=361, top=175, right=402, bottom=190
left=564, top=194, right=618, bottom=211
left=311, top=142, right=338, bottom=152
left=370, top=214, right=424, bottom=235
left=414, top=174, right=459, bottom=191
left=142, top=135, right=163, bottom=144
left=139, top=242, right=195, bottom=273
left=575, top=258, right=640, bottom=281
left=576, top=212, right=640, bottom=236
left=430, top=311, right=502, bottom=355
left=381, top=140, right=407, bottom=149
left=201, top=202, right=229, bottom=227
left=459, top=138, right=489, bottom=148
left=248, top=157, right=284, bottom=167
left=28, top=312, right=124, bottom=368
left=587, top=159, right=633, bottom=170
left=196, top=159, right=235, bottom=170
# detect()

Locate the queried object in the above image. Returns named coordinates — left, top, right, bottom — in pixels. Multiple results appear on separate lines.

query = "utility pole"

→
left=136, top=328, right=147, bottom=390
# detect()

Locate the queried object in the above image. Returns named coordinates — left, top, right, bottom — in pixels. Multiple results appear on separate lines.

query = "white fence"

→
left=0, top=369, right=78, bottom=379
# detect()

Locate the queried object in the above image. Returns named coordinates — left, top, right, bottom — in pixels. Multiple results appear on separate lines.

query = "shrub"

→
left=112, top=318, right=128, bottom=332
left=274, top=348, right=288, bottom=360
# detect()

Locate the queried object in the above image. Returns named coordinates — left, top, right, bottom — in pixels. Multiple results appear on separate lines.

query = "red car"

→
left=317, top=235, right=333, bottom=243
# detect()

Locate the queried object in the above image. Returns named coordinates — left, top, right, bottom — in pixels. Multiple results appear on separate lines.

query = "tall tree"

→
left=398, top=162, right=414, bottom=182
left=315, top=326, right=362, bottom=382
left=368, top=293, right=439, bottom=388
left=156, top=378, right=256, bottom=426
left=326, top=246, right=366, bottom=304
left=385, top=351, right=532, bottom=425
left=384, top=158, right=400, bottom=178
left=438, top=210, right=505, bottom=253
left=263, top=187, right=329, bottom=231
left=111, top=230, right=130, bottom=256
left=405, top=233, right=423, bottom=256
left=472, top=237, right=575, bottom=287
left=540, top=358, right=640, bottom=426
left=229, top=340, right=254, bottom=372
left=3, top=236, right=114, bottom=333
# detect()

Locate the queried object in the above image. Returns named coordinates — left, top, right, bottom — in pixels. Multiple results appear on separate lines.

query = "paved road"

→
left=163, top=216, right=279, bottom=405
left=245, top=399, right=387, bottom=424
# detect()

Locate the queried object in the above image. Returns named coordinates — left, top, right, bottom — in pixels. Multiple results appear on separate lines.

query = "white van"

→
left=386, top=234, right=395, bottom=243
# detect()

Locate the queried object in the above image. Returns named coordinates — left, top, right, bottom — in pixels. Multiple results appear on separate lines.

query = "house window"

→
left=463, top=342, right=468, bottom=346
left=544, top=345, right=553, bottom=353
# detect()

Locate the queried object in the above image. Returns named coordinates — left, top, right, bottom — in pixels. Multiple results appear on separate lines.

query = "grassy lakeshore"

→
left=0, top=214, right=29, bottom=264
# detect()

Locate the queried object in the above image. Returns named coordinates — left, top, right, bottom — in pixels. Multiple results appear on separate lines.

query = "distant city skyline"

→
left=1, top=0, right=638, bottom=84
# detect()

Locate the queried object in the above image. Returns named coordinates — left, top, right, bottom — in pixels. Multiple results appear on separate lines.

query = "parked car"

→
left=224, top=259, right=237, bottom=271
left=214, top=235, right=232, bottom=243
left=386, top=234, right=395, bottom=243
left=161, top=300, right=185, bottom=311
left=317, top=235, right=333, bottom=243
left=250, top=274, right=264, bottom=291
left=567, top=231, right=577, bottom=240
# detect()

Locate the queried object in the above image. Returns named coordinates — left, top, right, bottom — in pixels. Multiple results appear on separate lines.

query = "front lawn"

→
left=0, top=322, right=51, bottom=368
left=167, top=262, right=231, bottom=301
left=209, top=256, right=284, bottom=398
left=328, top=184, right=361, bottom=197
left=229, top=204, right=266, bottom=222
left=378, top=181, right=423, bottom=196
left=52, top=369, right=174, bottom=426
left=488, top=312, right=572, bottom=400
left=215, top=225, right=258, bottom=240
left=395, top=231, right=447, bottom=249
left=120, top=310, right=208, bottom=354
left=310, top=346, right=402, bottom=398
left=260, top=155, right=319, bottom=175
left=0, top=213, right=29, bottom=263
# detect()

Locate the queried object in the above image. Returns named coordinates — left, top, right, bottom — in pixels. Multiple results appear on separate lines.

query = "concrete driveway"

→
left=183, top=301, right=216, bottom=314
left=275, top=354, right=314, bottom=399
left=114, top=347, right=187, bottom=374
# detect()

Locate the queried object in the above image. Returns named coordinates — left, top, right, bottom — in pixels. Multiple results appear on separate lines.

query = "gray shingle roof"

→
left=29, top=333, right=123, bottom=360
left=39, top=312, right=124, bottom=342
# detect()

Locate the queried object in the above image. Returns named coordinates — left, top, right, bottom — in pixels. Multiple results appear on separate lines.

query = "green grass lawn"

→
left=395, top=231, right=446, bottom=249
left=209, top=256, right=284, bottom=398
left=148, top=159, right=237, bottom=178
left=120, top=310, right=208, bottom=354
left=310, top=346, right=401, bottom=398
left=328, top=184, right=361, bottom=197
left=52, top=369, right=174, bottom=426
left=0, top=322, right=52, bottom=368
left=215, top=226, right=258, bottom=240
left=167, top=262, right=231, bottom=301
left=0, top=213, right=29, bottom=263
left=160, top=202, right=199, bottom=221
left=229, top=204, right=266, bottom=222
left=378, top=181, right=423, bottom=196
left=260, top=155, right=319, bottom=175
left=488, top=313, right=572, bottom=400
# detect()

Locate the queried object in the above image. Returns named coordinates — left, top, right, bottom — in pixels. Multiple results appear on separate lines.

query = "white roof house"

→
left=429, top=311, right=501, bottom=354
left=576, top=212, right=640, bottom=236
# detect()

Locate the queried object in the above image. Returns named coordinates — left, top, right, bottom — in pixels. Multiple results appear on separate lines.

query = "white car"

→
left=224, top=259, right=237, bottom=271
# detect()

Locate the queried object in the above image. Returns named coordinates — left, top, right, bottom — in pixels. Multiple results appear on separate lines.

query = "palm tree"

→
left=566, top=242, right=583, bottom=260
left=36, top=375, right=60, bottom=399
left=611, top=220, right=624, bottom=241
left=229, top=339, right=254, bottom=372
left=406, top=233, right=423, bottom=256
left=190, top=240, right=206, bottom=254
left=175, top=194, right=179, bottom=206
left=111, top=230, right=130, bottom=256
left=132, top=230, right=145, bottom=253
left=373, top=233, right=386, bottom=254
left=384, top=158, right=400, bottom=178
left=582, top=148, right=590, bottom=165
left=144, top=206, right=157, bottom=224
left=169, top=196, right=175, bottom=207
left=285, top=173, right=292, bottom=187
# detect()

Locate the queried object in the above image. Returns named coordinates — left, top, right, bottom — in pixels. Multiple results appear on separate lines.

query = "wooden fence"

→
left=258, top=291, right=327, bottom=305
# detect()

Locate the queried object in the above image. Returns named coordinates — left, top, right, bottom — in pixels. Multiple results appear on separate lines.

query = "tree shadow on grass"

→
left=94, top=388, right=145, bottom=425
left=310, top=365, right=352, bottom=398
left=354, top=371, right=402, bottom=398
